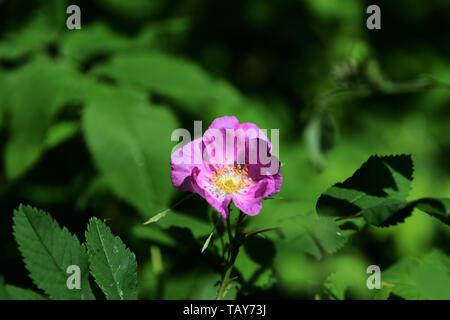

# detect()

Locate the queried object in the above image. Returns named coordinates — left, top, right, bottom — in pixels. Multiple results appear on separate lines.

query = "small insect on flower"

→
left=170, top=116, right=282, bottom=219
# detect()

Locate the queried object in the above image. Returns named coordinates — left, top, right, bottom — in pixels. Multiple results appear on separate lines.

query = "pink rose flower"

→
left=170, top=116, right=282, bottom=219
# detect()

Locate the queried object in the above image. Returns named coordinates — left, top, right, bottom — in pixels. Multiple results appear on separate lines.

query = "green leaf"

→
left=316, top=154, right=450, bottom=226
left=163, top=271, right=221, bottom=299
left=44, top=121, right=80, bottom=149
left=153, top=210, right=212, bottom=239
left=4, top=59, right=84, bottom=180
left=0, top=72, right=6, bottom=130
left=303, top=111, right=336, bottom=171
left=247, top=200, right=313, bottom=230
left=234, top=245, right=275, bottom=291
left=272, top=247, right=318, bottom=294
left=0, top=280, right=46, bottom=300
left=414, top=197, right=450, bottom=225
left=361, top=199, right=414, bottom=226
left=323, top=255, right=372, bottom=300
left=134, top=209, right=212, bottom=249
left=361, top=197, right=450, bottom=227
left=12, top=205, right=94, bottom=300
left=85, top=217, right=138, bottom=300
left=316, top=154, right=416, bottom=226
left=278, top=213, right=347, bottom=259
left=95, top=0, right=158, bottom=19
left=149, top=245, right=164, bottom=276
left=143, top=209, right=171, bottom=225
left=0, top=16, right=57, bottom=60
left=82, top=84, right=179, bottom=218
left=93, top=52, right=222, bottom=104
left=90, top=51, right=285, bottom=132
left=133, top=18, right=190, bottom=49
left=144, top=194, right=196, bottom=225
left=131, top=225, right=177, bottom=247
left=92, top=51, right=246, bottom=117
left=372, top=285, right=393, bottom=300
left=61, top=23, right=129, bottom=64
left=317, top=154, right=413, bottom=217
left=201, top=231, right=214, bottom=253
left=247, top=201, right=347, bottom=259
left=382, top=250, right=450, bottom=299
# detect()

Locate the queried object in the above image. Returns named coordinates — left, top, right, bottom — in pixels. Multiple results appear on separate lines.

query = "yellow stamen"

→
left=208, top=163, right=252, bottom=195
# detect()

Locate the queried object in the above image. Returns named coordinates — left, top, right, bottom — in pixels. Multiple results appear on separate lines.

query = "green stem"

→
left=243, top=227, right=279, bottom=239
left=217, top=211, right=246, bottom=300
left=335, top=211, right=362, bottom=222
left=235, top=211, right=245, bottom=239
left=219, top=219, right=225, bottom=259
left=226, top=217, right=233, bottom=244
left=225, top=217, right=233, bottom=262
left=216, top=265, right=233, bottom=300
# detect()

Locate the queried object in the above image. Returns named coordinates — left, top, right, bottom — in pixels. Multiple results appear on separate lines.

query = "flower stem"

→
left=334, top=211, right=362, bottom=221
left=225, top=217, right=233, bottom=262
left=226, top=217, right=233, bottom=244
left=243, top=226, right=279, bottom=239
left=217, top=211, right=246, bottom=300
left=216, top=265, right=233, bottom=300
left=235, top=211, right=245, bottom=238
left=218, top=219, right=225, bottom=259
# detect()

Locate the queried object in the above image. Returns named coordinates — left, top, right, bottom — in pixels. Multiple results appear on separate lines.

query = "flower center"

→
left=209, top=164, right=252, bottom=195
left=224, top=179, right=236, bottom=189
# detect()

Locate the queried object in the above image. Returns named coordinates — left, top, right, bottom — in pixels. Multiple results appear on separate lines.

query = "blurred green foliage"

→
left=0, top=0, right=449, bottom=300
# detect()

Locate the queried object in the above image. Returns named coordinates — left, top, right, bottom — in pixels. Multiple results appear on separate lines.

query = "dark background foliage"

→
left=0, top=0, right=449, bottom=299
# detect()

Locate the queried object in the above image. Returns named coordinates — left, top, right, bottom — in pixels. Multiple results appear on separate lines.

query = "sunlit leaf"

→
left=85, top=217, right=138, bottom=300
left=61, top=23, right=129, bottom=64
left=4, top=59, right=84, bottom=180
left=13, top=205, right=94, bottom=300
left=383, top=250, right=450, bottom=299
left=82, top=83, right=179, bottom=218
